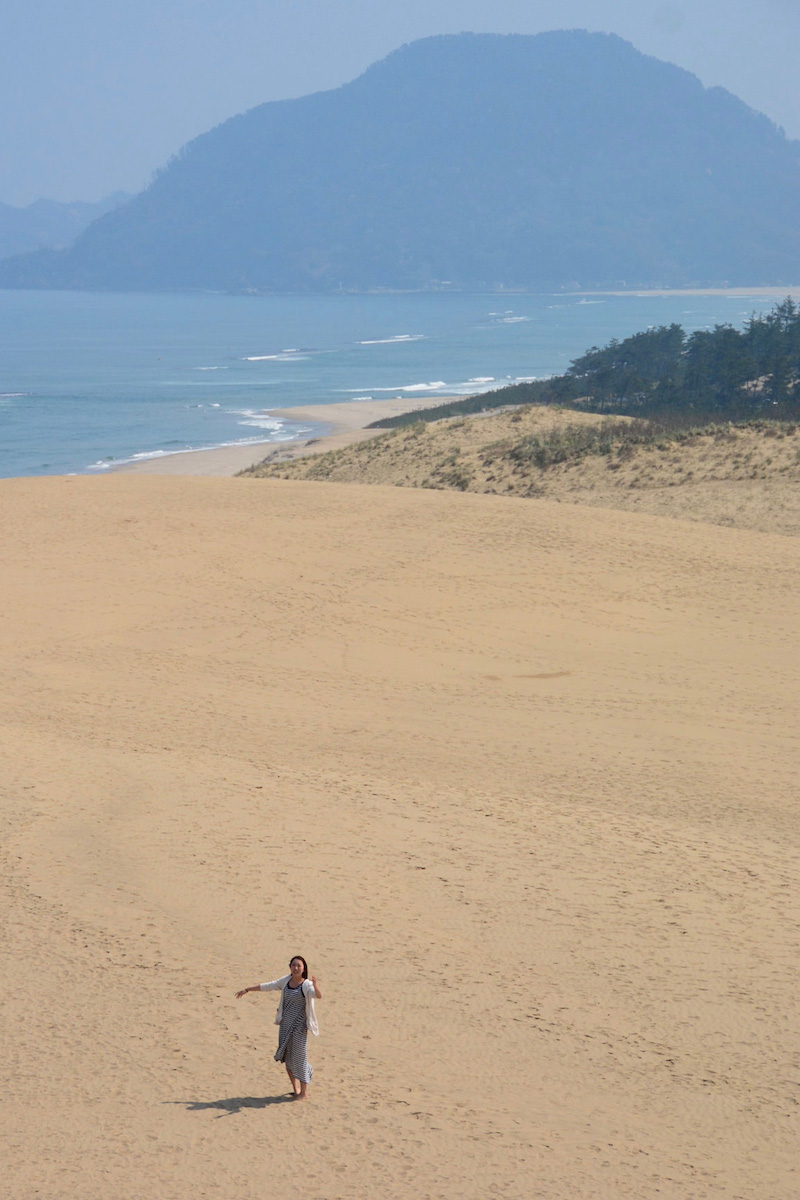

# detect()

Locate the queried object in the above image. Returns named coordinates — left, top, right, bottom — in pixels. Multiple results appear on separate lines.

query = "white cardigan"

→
left=259, top=975, right=319, bottom=1036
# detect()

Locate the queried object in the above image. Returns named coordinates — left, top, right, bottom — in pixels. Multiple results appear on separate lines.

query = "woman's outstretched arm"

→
left=236, top=976, right=285, bottom=998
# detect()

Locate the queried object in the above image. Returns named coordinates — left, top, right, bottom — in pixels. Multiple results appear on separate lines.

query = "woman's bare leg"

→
left=297, top=1080, right=309, bottom=1100
left=285, top=1064, right=300, bottom=1095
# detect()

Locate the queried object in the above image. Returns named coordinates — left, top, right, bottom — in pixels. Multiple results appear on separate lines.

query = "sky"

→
left=3, top=0, right=800, bottom=206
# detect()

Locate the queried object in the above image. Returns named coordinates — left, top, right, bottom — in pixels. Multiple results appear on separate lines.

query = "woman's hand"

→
left=235, top=987, right=253, bottom=999
left=311, top=974, right=322, bottom=999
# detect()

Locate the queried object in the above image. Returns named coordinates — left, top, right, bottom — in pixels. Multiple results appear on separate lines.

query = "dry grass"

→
left=241, top=406, right=800, bottom=536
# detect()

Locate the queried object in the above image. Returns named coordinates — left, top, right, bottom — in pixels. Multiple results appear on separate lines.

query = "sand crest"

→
left=248, top=404, right=800, bottom=537
left=2, top=474, right=798, bottom=1199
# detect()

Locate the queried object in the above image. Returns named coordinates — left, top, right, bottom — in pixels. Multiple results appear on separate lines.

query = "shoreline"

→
left=570, top=285, right=800, bottom=298
left=113, top=396, right=453, bottom=476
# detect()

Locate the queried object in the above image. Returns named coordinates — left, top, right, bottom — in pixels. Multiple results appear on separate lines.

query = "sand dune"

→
left=2, top=474, right=798, bottom=1199
left=246, top=405, right=800, bottom=537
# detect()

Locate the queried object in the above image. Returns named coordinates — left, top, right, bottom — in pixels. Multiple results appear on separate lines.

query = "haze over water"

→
left=0, top=288, right=785, bottom=478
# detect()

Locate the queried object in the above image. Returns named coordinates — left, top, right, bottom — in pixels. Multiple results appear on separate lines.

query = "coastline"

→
left=5, top=287, right=796, bottom=480
left=571, top=285, right=800, bottom=298
left=114, top=288, right=800, bottom=478
left=113, top=396, right=452, bottom=476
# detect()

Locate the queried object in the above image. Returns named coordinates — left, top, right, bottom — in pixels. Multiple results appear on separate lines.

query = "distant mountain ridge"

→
left=2, top=31, right=799, bottom=292
left=0, top=193, right=131, bottom=261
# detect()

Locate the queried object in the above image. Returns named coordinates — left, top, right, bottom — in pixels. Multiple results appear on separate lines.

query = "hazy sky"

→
left=3, top=0, right=800, bottom=206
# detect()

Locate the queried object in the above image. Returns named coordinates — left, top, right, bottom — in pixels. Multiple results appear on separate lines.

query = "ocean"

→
left=0, top=288, right=785, bottom=478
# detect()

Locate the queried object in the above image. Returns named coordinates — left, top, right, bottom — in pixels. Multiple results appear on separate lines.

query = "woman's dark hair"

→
left=289, top=956, right=308, bottom=979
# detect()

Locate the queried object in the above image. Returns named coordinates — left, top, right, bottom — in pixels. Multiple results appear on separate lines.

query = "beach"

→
left=115, top=397, right=444, bottom=475
left=2, top=471, right=798, bottom=1199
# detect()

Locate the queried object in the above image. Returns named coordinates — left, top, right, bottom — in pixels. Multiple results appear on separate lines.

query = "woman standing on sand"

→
left=236, top=956, right=322, bottom=1100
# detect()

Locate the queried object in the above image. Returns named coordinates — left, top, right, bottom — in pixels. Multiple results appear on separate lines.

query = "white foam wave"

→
left=344, top=376, right=503, bottom=398
left=232, top=410, right=286, bottom=430
left=85, top=428, right=310, bottom=472
left=359, top=334, right=425, bottom=345
left=398, top=380, right=447, bottom=392
left=352, top=381, right=448, bottom=394
left=0, top=392, right=29, bottom=398
left=89, top=440, right=258, bottom=471
left=244, top=351, right=308, bottom=362
left=191, top=366, right=228, bottom=371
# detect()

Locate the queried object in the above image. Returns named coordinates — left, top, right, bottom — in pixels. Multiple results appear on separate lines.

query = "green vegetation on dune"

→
left=502, top=416, right=797, bottom=470
left=369, top=299, right=800, bottom=430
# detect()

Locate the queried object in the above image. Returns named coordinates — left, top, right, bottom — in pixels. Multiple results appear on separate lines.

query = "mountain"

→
left=0, top=193, right=131, bottom=261
left=2, top=32, right=799, bottom=292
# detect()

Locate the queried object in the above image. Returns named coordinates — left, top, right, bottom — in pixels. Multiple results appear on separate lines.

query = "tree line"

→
left=370, top=299, right=800, bottom=429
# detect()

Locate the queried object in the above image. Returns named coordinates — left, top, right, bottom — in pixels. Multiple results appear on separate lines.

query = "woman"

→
left=236, top=956, right=322, bottom=1100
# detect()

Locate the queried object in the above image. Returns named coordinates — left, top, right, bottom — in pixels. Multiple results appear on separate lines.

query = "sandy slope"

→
left=247, top=405, right=800, bottom=537
left=2, top=475, right=798, bottom=1200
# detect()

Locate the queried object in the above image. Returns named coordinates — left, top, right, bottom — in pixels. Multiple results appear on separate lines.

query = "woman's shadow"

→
left=170, top=1093, right=296, bottom=1117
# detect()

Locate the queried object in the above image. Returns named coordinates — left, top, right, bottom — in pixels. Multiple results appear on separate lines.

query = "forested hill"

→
left=2, top=31, right=800, bottom=293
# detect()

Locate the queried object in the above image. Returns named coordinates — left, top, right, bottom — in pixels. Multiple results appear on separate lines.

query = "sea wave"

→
left=243, top=350, right=309, bottom=361
left=85, top=429, right=309, bottom=472
left=229, top=408, right=306, bottom=431
left=344, top=376, right=509, bottom=398
left=84, top=408, right=314, bottom=472
left=350, top=381, right=449, bottom=394
left=359, top=334, right=425, bottom=345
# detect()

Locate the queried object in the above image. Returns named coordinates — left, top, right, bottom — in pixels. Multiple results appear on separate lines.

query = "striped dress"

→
left=274, top=982, right=312, bottom=1083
